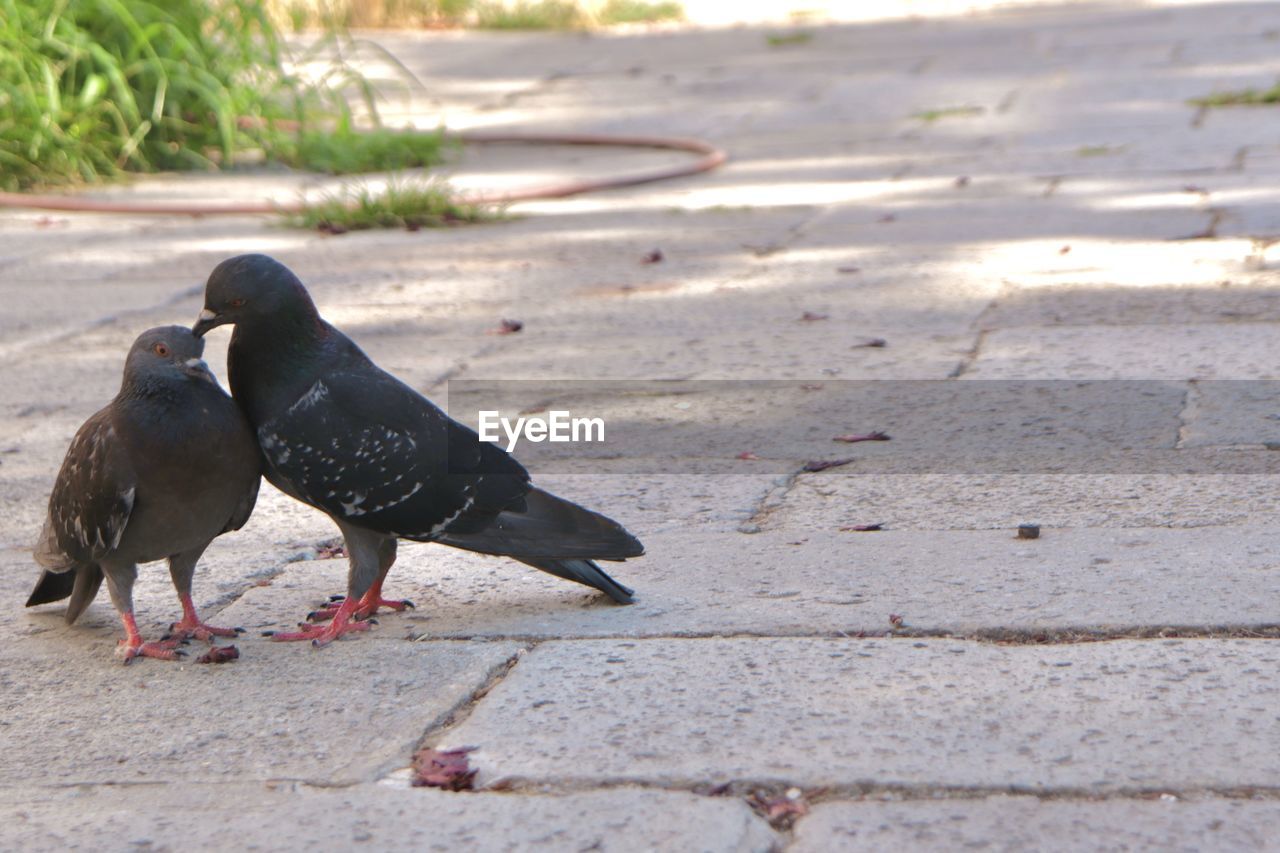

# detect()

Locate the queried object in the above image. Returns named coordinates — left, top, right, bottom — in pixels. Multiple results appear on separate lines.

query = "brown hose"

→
left=0, top=131, right=727, bottom=216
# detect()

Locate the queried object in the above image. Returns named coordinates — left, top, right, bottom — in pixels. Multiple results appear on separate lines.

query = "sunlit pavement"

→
left=6, top=2, right=1280, bottom=848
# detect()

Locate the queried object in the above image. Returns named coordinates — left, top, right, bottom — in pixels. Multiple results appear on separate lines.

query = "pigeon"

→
left=26, top=326, right=261, bottom=662
left=192, top=254, right=643, bottom=646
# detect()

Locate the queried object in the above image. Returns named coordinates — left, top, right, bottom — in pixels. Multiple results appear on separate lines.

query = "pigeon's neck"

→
left=234, top=307, right=327, bottom=357
left=229, top=310, right=333, bottom=424
left=118, top=373, right=192, bottom=406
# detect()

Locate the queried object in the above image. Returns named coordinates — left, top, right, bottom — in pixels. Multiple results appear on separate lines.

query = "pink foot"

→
left=266, top=597, right=375, bottom=647
left=167, top=617, right=244, bottom=643
left=168, top=594, right=244, bottom=642
left=116, top=611, right=187, bottom=663
left=117, top=637, right=186, bottom=663
left=307, top=591, right=414, bottom=622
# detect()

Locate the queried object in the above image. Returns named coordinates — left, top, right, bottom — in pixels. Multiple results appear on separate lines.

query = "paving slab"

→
left=0, top=784, right=777, bottom=853
left=790, top=797, right=1280, bottom=852
left=767, top=472, right=1280, bottom=531
left=0, top=638, right=519, bottom=787
left=440, top=377, right=1184, bottom=476
left=441, top=637, right=1280, bottom=791
left=214, top=526, right=1280, bottom=637
left=7, top=0, right=1280, bottom=845
left=978, top=283, right=1280, bottom=330
left=527, top=471, right=783, bottom=534
left=1179, top=380, right=1280, bottom=448
left=967, top=323, right=1280, bottom=379
left=456, top=327, right=973, bottom=380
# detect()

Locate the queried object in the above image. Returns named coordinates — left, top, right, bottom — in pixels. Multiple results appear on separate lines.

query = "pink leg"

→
left=266, top=596, right=376, bottom=647
left=117, top=612, right=185, bottom=663
left=307, top=579, right=414, bottom=622
left=166, top=593, right=244, bottom=642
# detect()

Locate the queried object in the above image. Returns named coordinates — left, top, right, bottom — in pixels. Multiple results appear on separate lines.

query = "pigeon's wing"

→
left=258, top=368, right=529, bottom=538
left=34, top=409, right=136, bottom=570
left=221, top=473, right=260, bottom=535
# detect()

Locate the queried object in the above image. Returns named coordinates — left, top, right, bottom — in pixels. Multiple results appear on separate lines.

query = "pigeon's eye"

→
left=152, top=343, right=170, bottom=357
left=229, top=298, right=246, bottom=308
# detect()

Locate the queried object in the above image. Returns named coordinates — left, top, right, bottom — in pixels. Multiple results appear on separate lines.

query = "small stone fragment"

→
left=833, top=431, right=890, bottom=443
left=488, top=319, right=524, bottom=335
left=802, top=458, right=852, bottom=472
left=412, top=746, right=478, bottom=790
left=196, top=645, right=239, bottom=664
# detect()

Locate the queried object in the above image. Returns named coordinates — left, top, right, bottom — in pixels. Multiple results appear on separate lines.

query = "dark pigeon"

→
left=26, top=327, right=261, bottom=662
left=192, top=254, right=642, bottom=646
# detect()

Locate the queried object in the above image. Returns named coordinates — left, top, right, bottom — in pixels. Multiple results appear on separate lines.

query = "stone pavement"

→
left=5, top=1, right=1280, bottom=849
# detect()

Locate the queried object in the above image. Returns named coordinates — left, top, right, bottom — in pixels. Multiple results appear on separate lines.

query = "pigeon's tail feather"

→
left=513, top=557, right=635, bottom=604
left=26, top=565, right=103, bottom=624
left=25, top=569, right=75, bottom=608
left=433, top=487, right=644, bottom=561
left=63, top=565, right=104, bottom=624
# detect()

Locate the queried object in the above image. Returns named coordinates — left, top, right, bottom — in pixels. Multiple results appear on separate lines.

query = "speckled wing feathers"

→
left=33, top=411, right=136, bottom=571
left=257, top=369, right=528, bottom=539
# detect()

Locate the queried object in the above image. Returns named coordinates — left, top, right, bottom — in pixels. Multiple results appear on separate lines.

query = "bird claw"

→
left=308, top=595, right=412, bottom=621
left=269, top=617, right=374, bottom=645
left=355, top=596, right=414, bottom=617
left=118, top=638, right=187, bottom=663
left=166, top=618, right=243, bottom=642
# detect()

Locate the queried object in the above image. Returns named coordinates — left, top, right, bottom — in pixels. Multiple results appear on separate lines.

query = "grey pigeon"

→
left=192, top=254, right=642, bottom=646
left=26, top=326, right=261, bottom=662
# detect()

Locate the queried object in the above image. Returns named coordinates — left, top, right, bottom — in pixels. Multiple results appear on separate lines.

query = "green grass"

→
left=1076, top=144, right=1124, bottom=157
left=598, top=0, right=682, bottom=24
left=1, top=0, right=483, bottom=231
left=0, top=0, right=369, bottom=191
left=1190, top=82, right=1280, bottom=107
left=289, top=178, right=497, bottom=231
left=766, top=31, right=812, bottom=47
left=284, top=126, right=453, bottom=174
left=281, top=0, right=475, bottom=29
left=474, top=0, right=585, bottom=29
left=277, top=0, right=683, bottom=29
left=911, top=106, right=984, bottom=122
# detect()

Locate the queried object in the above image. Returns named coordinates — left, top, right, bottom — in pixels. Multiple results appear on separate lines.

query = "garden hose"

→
left=0, top=131, right=727, bottom=216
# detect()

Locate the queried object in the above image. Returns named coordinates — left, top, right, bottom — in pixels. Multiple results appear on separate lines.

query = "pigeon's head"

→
left=193, top=254, right=316, bottom=337
left=125, top=326, right=217, bottom=386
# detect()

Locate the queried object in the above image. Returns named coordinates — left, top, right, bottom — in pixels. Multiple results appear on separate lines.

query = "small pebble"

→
left=1017, top=524, right=1041, bottom=540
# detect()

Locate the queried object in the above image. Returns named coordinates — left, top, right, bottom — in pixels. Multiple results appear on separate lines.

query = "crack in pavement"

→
left=412, top=625, right=1280, bottom=644
left=393, top=774, right=1280, bottom=803
left=401, top=644, right=535, bottom=754
left=739, top=470, right=804, bottom=533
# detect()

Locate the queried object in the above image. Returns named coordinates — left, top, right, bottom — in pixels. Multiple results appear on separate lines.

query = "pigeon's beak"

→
left=181, top=357, right=217, bottom=383
left=192, top=308, right=224, bottom=338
